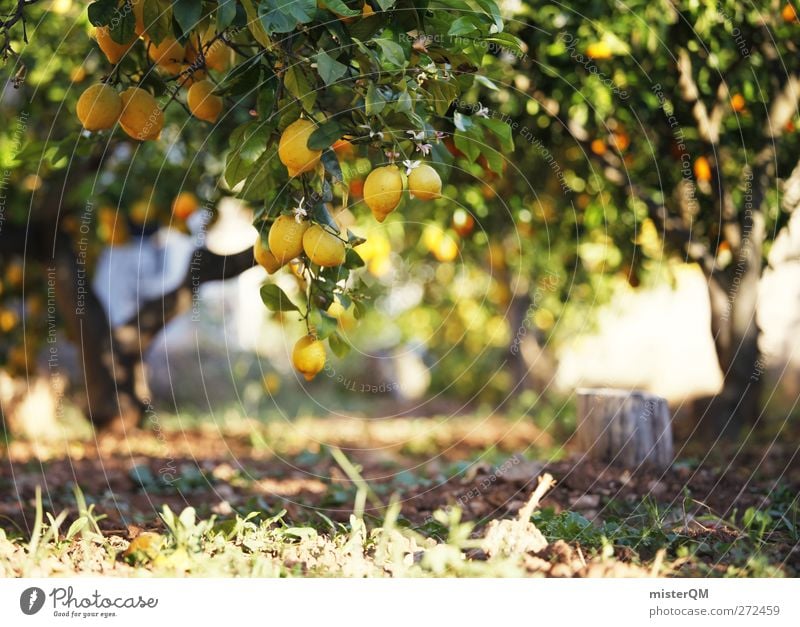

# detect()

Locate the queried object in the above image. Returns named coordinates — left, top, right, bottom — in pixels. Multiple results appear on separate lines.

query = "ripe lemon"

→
left=204, top=39, right=231, bottom=72
left=783, top=3, right=798, bottom=22
left=253, top=234, right=283, bottom=273
left=268, top=215, right=309, bottom=263
left=95, top=26, right=136, bottom=64
left=278, top=119, right=322, bottom=177
left=148, top=37, right=184, bottom=73
left=119, top=87, right=164, bottom=141
left=172, top=192, right=199, bottom=219
left=292, top=335, right=326, bottom=381
left=303, top=224, right=346, bottom=267
left=187, top=79, right=222, bottom=123
left=408, top=163, right=442, bottom=200
left=363, top=165, right=403, bottom=222
left=77, top=83, right=122, bottom=131
left=586, top=41, right=612, bottom=60
left=731, top=93, right=746, bottom=113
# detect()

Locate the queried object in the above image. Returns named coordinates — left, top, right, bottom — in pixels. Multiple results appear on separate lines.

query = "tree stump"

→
left=575, top=388, right=673, bottom=470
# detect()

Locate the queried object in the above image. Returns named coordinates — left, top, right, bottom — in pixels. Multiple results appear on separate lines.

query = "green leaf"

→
left=214, top=53, right=263, bottom=97
left=308, top=121, right=343, bottom=150
left=328, top=332, right=351, bottom=358
left=396, top=90, right=413, bottom=113
left=173, top=0, right=203, bottom=34
left=258, top=0, right=315, bottom=34
left=316, top=50, right=348, bottom=86
left=284, top=66, right=316, bottom=111
left=448, top=16, right=480, bottom=37
left=344, top=248, right=365, bottom=269
left=375, top=38, right=406, bottom=66
left=321, top=149, right=344, bottom=183
left=260, top=284, right=300, bottom=312
left=311, top=202, right=341, bottom=232
left=87, top=0, right=117, bottom=27
left=375, top=0, right=396, bottom=10
left=109, top=9, right=136, bottom=45
left=478, top=117, right=514, bottom=151
left=454, top=126, right=483, bottom=162
left=217, top=0, right=238, bottom=30
left=320, top=0, right=360, bottom=17
left=309, top=310, right=338, bottom=340
left=365, top=82, right=386, bottom=115
left=143, top=0, right=174, bottom=44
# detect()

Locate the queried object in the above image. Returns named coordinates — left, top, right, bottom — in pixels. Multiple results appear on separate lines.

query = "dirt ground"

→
left=1, top=415, right=798, bottom=576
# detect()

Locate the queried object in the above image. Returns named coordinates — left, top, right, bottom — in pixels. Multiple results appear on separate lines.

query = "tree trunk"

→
left=52, top=231, right=143, bottom=430
left=575, top=388, right=673, bottom=470
left=696, top=202, right=765, bottom=439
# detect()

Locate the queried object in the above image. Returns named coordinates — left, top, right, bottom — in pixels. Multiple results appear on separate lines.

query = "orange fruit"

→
left=694, top=156, right=712, bottom=182
left=590, top=138, right=607, bottom=155
left=782, top=3, right=798, bottom=22
left=172, top=192, right=199, bottom=219
left=731, top=93, right=746, bottom=112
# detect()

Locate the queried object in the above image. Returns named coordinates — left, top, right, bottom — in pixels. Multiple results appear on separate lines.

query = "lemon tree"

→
left=0, top=0, right=516, bottom=425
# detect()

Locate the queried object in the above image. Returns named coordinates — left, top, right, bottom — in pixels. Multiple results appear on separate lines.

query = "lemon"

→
left=119, top=87, right=164, bottom=141
left=204, top=39, right=231, bottom=72
left=172, top=192, right=199, bottom=219
left=148, top=37, right=184, bottom=73
left=302, top=224, right=346, bottom=267
left=278, top=119, right=322, bottom=177
left=408, top=163, right=442, bottom=200
left=76, top=83, right=122, bottom=131
left=292, top=335, right=326, bottom=381
left=268, top=215, right=309, bottom=263
left=95, top=26, right=136, bottom=64
left=363, top=165, right=403, bottom=222
left=254, top=234, right=284, bottom=273
left=187, top=79, right=222, bottom=123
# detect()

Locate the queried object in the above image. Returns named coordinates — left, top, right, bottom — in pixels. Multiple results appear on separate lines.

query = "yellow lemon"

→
left=148, top=36, right=184, bottom=73
left=302, top=224, right=346, bottom=267
left=253, top=234, right=284, bottom=273
left=363, top=165, right=403, bottom=222
left=95, top=26, right=136, bottom=64
left=278, top=119, right=322, bottom=177
left=586, top=41, right=612, bottom=60
left=204, top=38, right=231, bottom=72
left=120, top=87, right=164, bottom=141
left=76, top=83, right=122, bottom=131
left=292, top=335, right=326, bottom=381
left=408, top=163, right=442, bottom=200
left=187, top=79, right=222, bottom=123
left=268, top=215, right=309, bottom=263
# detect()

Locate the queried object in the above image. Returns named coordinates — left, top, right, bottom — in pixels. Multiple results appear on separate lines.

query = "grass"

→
left=0, top=457, right=796, bottom=578
left=0, top=412, right=796, bottom=578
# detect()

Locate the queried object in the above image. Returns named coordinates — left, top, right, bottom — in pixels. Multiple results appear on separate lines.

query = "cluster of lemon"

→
left=256, top=118, right=445, bottom=381
left=77, top=3, right=230, bottom=138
